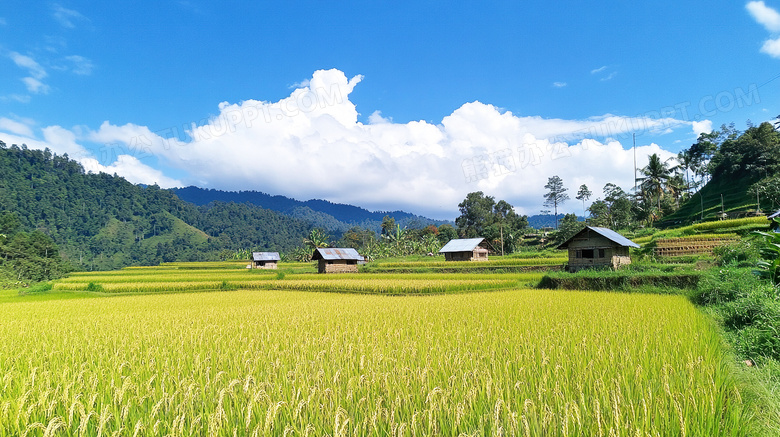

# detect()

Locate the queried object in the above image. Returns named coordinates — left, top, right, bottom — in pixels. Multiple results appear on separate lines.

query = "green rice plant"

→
left=85, top=282, right=103, bottom=292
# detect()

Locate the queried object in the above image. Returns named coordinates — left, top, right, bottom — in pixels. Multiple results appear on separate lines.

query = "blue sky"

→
left=1, top=1, right=778, bottom=219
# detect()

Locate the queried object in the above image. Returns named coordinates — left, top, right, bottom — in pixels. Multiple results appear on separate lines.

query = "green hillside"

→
left=656, top=174, right=763, bottom=228
left=656, top=122, right=779, bottom=228
left=0, top=142, right=314, bottom=273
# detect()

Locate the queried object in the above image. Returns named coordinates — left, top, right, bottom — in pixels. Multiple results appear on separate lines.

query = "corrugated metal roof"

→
left=312, top=248, right=364, bottom=261
left=439, top=238, right=485, bottom=253
left=252, top=252, right=280, bottom=261
left=557, top=227, right=640, bottom=249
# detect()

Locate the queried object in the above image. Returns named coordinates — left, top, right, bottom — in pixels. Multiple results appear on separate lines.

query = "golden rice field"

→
left=0, top=286, right=747, bottom=436
left=52, top=264, right=543, bottom=295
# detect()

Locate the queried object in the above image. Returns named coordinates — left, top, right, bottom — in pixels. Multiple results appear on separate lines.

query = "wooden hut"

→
left=312, top=248, right=364, bottom=273
left=251, top=252, right=280, bottom=269
left=438, top=238, right=489, bottom=261
left=557, top=227, right=639, bottom=272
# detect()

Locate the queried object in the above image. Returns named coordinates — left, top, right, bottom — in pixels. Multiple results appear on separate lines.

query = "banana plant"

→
left=753, top=218, right=780, bottom=285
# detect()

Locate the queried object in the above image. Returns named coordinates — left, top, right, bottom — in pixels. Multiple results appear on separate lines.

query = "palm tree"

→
left=636, top=153, right=672, bottom=211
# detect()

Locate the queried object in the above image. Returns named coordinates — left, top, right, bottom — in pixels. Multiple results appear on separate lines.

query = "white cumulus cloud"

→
left=761, top=36, right=780, bottom=57
left=692, top=120, right=713, bottom=136
left=84, top=69, right=689, bottom=217
left=1, top=69, right=695, bottom=218
left=80, top=155, right=182, bottom=187
left=747, top=1, right=780, bottom=32
left=747, top=1, right=780, bottom=58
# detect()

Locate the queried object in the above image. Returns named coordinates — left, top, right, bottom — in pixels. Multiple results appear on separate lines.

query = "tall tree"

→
left=575, top=184, right=592, bottom=218
left=380, top=216, right=396, bottom=237
left=456, top=192, right=496, bottom=238
left=543, top=176, right=569, bottom=229
left=676, top=149, right=696, bottom=195
left=455, top=192, right=529, bottom=254
left=553, top=213, right=585, bottom=246
left=636, top=153, right=672, bottom=210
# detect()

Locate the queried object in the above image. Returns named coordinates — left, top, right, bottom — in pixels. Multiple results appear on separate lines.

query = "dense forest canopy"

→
left=0, top=141, right=317, bottom=280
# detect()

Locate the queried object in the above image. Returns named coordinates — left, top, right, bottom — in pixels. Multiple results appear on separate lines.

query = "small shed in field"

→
left=439, top=238, right=489, bottom=261
left=557, top=227, right=639, bottom=272
left=312, top=248, right=364, bottom=273
left=252, top=252, right=280, bottom=269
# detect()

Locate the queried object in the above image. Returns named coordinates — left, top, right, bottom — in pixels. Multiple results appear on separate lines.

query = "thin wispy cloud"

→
left=0, top=117, right=33, bottom=137
left=64, top=55, right=94, bottom=75
left=9, top=52, right=50, bottom=95
left=591, top=65, right=617, bottom=81
left=22, top=78, right=50, bottom=94
left=1, top=94, right=31, bottom=103
left=51, top=4, right=87, bottom=29
left=747, top=1, right=780, bottom=58
left=10, top=52, right=46, bottom=80
left=600, top=71, right=618, bottom=81
left=552, top=82, right=567, bottom=88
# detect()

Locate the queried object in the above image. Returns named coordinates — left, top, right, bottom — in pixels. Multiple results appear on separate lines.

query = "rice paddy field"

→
left=0, top=259, right=753, bottom=436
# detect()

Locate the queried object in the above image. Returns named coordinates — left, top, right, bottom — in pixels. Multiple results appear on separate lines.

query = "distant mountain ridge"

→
left=527, top=214, right=585, bottom=229
left=173, top=186, right=451, bottom=232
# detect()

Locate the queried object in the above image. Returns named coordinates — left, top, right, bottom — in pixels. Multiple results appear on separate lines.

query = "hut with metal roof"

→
left=557, top=227, right=640, bottom=272
left=251, top=252, right=280, bottom=269
left=438, top=238, right=489, bottom=261
left=312, top=248, right=364, bottom=273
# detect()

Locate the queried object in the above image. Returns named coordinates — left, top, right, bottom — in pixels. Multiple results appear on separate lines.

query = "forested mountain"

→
left=0, top=142, right=314, bottom=274
left=0, top=140, right=453, bottom=280
left=173, top=186, right=449, bottom=232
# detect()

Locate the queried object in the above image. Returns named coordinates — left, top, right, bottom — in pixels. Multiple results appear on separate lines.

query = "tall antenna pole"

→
left=633, top=133, right=637, bottom=192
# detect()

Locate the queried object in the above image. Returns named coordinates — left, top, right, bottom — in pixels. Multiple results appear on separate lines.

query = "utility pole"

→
left=500, top=222, right=504, bottom=257
left=700, top=192, right=704, bottom=221
left=633, top=133, right=637, bottom=192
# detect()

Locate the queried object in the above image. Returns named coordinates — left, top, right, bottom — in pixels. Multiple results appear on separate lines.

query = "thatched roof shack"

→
left=557, top=227, right=639, bottom=272
left=439, top=238, right=489, bottom=261
left=252, top=252, right=280, bottom=269
left=312, top=248, right=364, bottom=273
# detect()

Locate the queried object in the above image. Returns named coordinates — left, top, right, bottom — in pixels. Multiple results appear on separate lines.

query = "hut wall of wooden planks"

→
left=558, top=227, right=640, bottom=273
